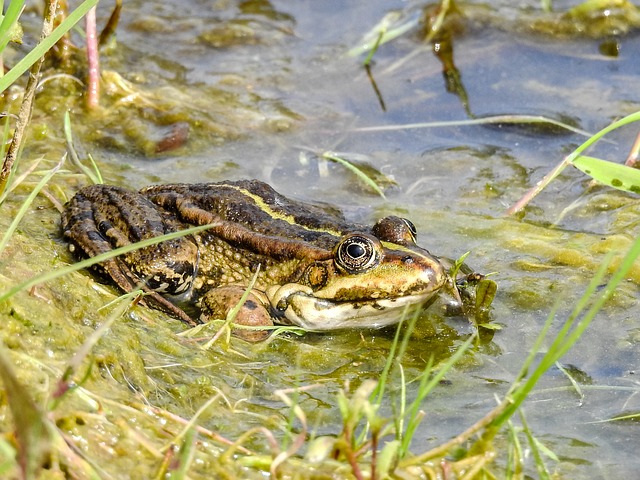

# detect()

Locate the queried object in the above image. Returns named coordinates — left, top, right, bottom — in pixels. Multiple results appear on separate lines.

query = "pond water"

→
left=2, top=0, right=640, bottom=478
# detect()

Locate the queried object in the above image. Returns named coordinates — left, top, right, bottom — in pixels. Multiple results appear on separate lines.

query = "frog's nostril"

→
left=402, top=256, right=414, bottom=264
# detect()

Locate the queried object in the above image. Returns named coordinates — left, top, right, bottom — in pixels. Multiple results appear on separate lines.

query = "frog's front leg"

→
left=62, top=185, right=200, bottom=326
left=199, top=286, right=273, bottom=342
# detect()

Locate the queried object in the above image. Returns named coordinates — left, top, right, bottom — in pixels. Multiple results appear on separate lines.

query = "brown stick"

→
left=0, top=0, right=59, bottom=195
left=99, top=0, right=122, bottom=47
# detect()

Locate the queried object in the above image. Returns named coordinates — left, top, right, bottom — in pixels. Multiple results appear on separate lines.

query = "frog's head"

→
left=266, top=216, right=447, bottom=330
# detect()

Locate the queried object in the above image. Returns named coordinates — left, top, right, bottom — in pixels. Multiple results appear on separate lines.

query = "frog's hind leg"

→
left=96, top=256, right=199, bottom=327
left=62, top=187, right=139, bottom=293
left=105, top=258, right=200, bottom=327
left=62, top=185, right=199, bottom=326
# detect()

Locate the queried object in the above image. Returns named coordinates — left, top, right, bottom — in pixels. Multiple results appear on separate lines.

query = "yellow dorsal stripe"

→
left=225, top=184, right=345, bottom=237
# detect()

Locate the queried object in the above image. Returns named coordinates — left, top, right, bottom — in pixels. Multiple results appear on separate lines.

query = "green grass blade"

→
left=395, top=364, right=406, bottom=439
left=493, top=234, right=640, bottom=428
left=398, top=357, right=431, bottom=457
left=64, top=111, right=102, bottom=184
left=86, top=153, right=103, bottom=184
left=505, top=420, right=522, bottom=480
left=321, top=151, right=386, bottom=198
left=0, top=0, right=24, bottom=55
left=572, top=155, right=640, bottom=194
left=0, top=156, right=63, bottom=255
left=508, top=110, right=640, bottom=214
left=0, top=0, right=99, bottom=93
left=0, top=344, right=52, bottom=478
left=399, top=335, right=475, bottom=457
left=607, top=412, right=640, bottom=422
left=0, top=223, right=216, bottom=304
left=373, top=312, right=406, bottom=405
left=555, top=361, right=584, bottom=402
left=519, top=410, right=552, bottom=480
left=363, top=29, right=384, bottom=66
left=494, top=256, right=613, bottom=427
left=354, top=114, right=596, bottom=138
left=563, top=111, right=640, bottom=164
left=166, top=427, right=197, bottom=479
left=347, top=12, right=419, bottom=58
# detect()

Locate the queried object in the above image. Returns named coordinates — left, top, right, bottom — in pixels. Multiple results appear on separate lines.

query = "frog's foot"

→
left=90, top=253, right=199, bottom=327
left=200, top=286, right=273, bottom=342
left=265, top=283, right=315, bottom=325
left=135, top=279, right=199, bottom=326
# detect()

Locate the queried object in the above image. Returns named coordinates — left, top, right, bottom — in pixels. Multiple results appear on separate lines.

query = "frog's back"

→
left=142, top=180, right=365, bottom=250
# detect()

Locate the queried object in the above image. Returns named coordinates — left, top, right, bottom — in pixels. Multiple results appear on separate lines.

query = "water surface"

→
left=2, top=0, right=640, bottom=477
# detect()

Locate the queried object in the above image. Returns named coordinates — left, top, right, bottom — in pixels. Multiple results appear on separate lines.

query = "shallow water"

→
left=2, top=0, right=640, bottom=477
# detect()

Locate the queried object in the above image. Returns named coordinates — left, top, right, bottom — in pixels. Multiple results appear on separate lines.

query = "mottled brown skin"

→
left=61, top=180, right=446, bottom=340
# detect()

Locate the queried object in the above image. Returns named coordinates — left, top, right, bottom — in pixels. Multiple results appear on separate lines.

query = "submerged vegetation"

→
left=0, top=0, right=639, bottom=478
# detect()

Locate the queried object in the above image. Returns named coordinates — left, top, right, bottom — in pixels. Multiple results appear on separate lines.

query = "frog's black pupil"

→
left=336, top=234, right=379, bottom=273
left=347, top=243, right=365, bottom=259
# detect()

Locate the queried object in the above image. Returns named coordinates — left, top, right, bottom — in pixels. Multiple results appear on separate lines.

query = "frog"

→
left=61, top=179, right=453, bottom=341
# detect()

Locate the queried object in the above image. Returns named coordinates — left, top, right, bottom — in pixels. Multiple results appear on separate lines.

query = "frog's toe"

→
left=200, top=286, right=272, bottom=342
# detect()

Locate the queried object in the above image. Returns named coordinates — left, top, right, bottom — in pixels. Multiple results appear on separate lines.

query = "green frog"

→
left=61, top=180, right=453, bottom=341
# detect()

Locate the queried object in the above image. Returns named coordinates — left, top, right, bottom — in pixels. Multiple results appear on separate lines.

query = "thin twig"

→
left=0, top=0, right=59, bottom=194
left=98, top=0, right=122, bottom=47
left=505, top=155, right=573, bottom=215
left=624, top=129, right=640, bottom=168
left=398, top=398, right=510, bottom=468
left=85, top=5, right=100, bottom=109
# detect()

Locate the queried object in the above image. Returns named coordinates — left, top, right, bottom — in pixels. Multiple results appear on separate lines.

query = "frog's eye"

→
left=335, top=234, right=381, bottom=274
left=372, top=216, right=417, bottom=245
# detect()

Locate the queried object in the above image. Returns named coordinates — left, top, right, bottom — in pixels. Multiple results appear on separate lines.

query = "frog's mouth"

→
left=265, top=284, right=440, bottom=331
